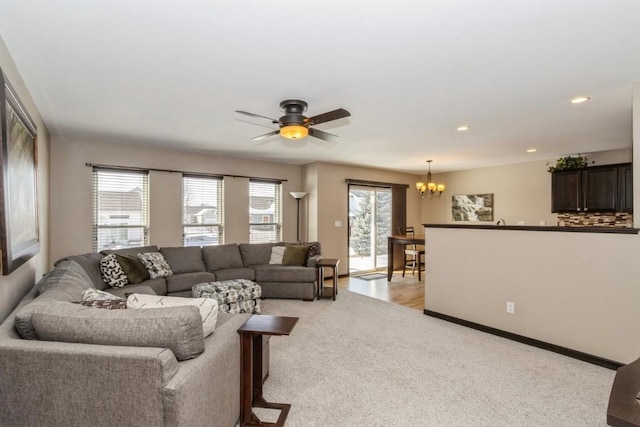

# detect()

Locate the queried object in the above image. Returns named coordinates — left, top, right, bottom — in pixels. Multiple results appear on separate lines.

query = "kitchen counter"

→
left=422, top=223, right=639, bottom=234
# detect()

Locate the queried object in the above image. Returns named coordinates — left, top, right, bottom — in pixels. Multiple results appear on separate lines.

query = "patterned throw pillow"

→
left=76, top=299, right=128, bottom=309
left=99, top=254, right=129, bottom=288
left=77, top=288, right=127, bottom=309
left=82, top=288, right=124, bottom=301
left=137, top=252, right=173, bottom=279
left=304, top=241, right=321, bottom=258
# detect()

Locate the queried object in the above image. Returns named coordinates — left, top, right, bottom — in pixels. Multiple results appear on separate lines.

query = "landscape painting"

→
left=0, top=69, right=39, bottom=275
left=452, top=194, right=493, bottom=222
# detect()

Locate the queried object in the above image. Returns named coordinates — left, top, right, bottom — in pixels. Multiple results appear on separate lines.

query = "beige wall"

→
left=0, top=37, right=50, bottom=321
left=425, top=227, right=640, bottom=363
left=49, top=137, right=303, bottom=263
left=303, top=162, right=422, bottom=276
left=423, top=149, right=633, bottom=226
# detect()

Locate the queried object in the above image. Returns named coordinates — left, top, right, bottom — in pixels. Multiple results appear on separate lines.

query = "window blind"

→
left=182, top=175, right=224, bottom=247
left=249, top=180, right=281, bottom=243
left=92, top=168, right=149, bottom=252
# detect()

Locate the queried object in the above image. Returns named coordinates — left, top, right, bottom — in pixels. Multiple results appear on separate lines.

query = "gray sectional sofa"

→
left=71, top=242, right=321, bottom=301
left=0, top=241, right=321, bottom=426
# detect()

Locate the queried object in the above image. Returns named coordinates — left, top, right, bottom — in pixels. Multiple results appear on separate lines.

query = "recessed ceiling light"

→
left=526, top=148, right=537, bottom=153
left=570, top=96, right=590, bottom=104
left=457, top=125, right=469, bottom=131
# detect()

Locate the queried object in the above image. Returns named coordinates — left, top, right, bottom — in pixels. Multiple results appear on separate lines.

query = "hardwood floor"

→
left=332, top=270, right=425, bottom=310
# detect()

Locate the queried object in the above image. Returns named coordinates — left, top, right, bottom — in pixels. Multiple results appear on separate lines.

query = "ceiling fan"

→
left=235, top=99, right=350, bottom=142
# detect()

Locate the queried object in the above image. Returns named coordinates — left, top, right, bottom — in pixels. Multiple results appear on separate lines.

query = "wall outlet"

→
left=539, top=220, right=546, bottom=226
left=516, top=220, right=525, bottom=226
left=334, top=220, right=342, bottom=227
left=506, top=301, right=515, bottom=314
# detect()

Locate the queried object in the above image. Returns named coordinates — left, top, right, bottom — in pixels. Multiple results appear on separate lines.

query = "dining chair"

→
left=401, top=226, right=425, bottom=280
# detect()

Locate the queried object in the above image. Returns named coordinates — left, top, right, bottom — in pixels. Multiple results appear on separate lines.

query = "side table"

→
left=316, top=258, right=340, bottom=300
left=238, top=315, right=299, bottom=427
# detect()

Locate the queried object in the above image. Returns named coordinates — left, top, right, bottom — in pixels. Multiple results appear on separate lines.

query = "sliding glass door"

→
left=348, top=186, right=391, bottom=273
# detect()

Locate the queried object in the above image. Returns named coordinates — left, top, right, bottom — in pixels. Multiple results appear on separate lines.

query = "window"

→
left=93, top=168, right=149, bottom=252
left=182, top=175, right=223, bottom=247
left=249, top=180, right=281, bottom=243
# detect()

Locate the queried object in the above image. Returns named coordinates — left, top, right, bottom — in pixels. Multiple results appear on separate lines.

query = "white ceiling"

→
left=1, top=1, right=639, bottom=174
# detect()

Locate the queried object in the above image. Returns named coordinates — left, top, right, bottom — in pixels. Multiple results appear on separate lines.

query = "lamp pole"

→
left=289, top=192, right=307, bottom=243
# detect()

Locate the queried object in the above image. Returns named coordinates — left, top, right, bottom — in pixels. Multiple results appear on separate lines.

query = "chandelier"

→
left=416, top=160, right=445, bottom=199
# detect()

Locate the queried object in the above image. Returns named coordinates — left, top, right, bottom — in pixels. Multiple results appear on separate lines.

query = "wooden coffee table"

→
left=238, top=315, right=298, bottom=426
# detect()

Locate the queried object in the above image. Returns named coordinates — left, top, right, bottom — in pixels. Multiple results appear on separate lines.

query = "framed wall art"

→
left=452, top=193, right=493, bottom=222
left=0, top=69, right=39, bottom=275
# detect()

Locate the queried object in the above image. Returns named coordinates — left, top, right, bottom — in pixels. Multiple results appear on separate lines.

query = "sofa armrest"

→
left=307, top=254, right=322, bottom=268
left=0, top=339, right=178, bottom=426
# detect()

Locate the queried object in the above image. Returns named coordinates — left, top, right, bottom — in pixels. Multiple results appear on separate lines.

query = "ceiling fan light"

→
left=280, top=125, right=308, bottom=140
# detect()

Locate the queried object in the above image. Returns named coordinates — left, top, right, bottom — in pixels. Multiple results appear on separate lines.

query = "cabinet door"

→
left=618, top=164, right=633, bottom=212
left=551, top=170, right=581, bottom=212
left=582, top=167, right=617, bottom=212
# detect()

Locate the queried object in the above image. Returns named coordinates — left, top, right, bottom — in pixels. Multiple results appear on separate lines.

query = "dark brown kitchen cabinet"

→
left=551, top=163, right=632, bottom=213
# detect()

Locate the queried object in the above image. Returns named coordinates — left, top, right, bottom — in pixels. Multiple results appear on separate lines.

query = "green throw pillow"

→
left=115, top=254, right=150, bottom=284
left=282, top=245, right=310, bottom=266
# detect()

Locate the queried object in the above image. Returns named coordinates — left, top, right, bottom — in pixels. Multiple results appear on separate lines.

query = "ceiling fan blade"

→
left=306, top=108, right=351, bottom=125
left=235, top=110, right=280, bottom=124
left=308, top=128, right=338, bottom=142
left=250, top=129, right=280, bottom=141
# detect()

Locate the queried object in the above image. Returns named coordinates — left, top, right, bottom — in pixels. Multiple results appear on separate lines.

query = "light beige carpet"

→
left=259, top=290, right=614, bottom=427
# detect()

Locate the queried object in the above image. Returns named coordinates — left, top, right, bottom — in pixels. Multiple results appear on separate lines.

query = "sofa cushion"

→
left=54, top=252, right=108, bottom=290
left=253, top=265, right=317, bottom=282
left=212, top=268, right=255, bottom=281
left=126, top=294, right=219, bottom=337
left=165, top=272, right=216, bottom=294
left=101, top=245, right=160, bottom=257
left=99, top=254, right=129, bottom=288
left=31, top=301, right=205, bottom=361
left=160, top=247, right=206, bottom=274
left=282, top=245, right=310, bottom=266
left=137, top=252, right=173, bottom=279
left=115, top=254, right=150, bottom=284
left=16, top=260, right=95, bottom=340
left=202, top=244, right=243, bottom=271
left=239, top=243, right=279, bottom=266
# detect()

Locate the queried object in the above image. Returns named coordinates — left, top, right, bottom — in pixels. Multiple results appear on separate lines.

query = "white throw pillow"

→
left=269, top=246, right=286, bottom=265
left=126, top=294, right=218, bottom=337
left=99, top=254, right=129, bottom=288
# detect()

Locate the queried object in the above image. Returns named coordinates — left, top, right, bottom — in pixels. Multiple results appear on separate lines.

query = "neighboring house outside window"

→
left=93, top=168, right=149, bottom=252
left=249, top=180, right=281, bottom=243
left=182, top=174, right=224, bottom=247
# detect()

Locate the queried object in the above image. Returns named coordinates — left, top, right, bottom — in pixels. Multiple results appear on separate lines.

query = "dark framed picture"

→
left=0, top=69, right=39, bottom=275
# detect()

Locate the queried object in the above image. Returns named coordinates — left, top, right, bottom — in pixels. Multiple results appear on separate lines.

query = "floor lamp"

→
left=289, top=192, right=307, bottom=242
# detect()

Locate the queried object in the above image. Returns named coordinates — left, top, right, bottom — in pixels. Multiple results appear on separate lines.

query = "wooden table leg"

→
left=240, top=333, right=254, bottom=425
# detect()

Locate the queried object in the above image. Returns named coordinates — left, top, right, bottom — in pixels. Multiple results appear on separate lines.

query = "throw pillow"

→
left=282, top=244, right=310, bottom=266
left=115, top=254, right=150, bottom=284
left=137, top=252, right=173, bottom=279
left=127, top=294, right=218, bottom=338
left=99, top=254, right=128, bottom=288
left=76, top=299, right=128, bottom=309
left=82, top=288, right=124, bottom=301
left=304, top=241, right=321, bottom=258
left=269, top=246, right=286, bottom=265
